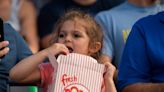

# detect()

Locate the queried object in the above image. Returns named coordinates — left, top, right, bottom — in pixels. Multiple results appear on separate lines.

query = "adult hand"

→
left=0, top=41, right=9, bottom=57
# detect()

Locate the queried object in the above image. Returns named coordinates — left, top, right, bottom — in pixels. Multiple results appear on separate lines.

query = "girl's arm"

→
left=103, top=62, right=117, bottom=92
left=9, top=43, right=69, bottom=83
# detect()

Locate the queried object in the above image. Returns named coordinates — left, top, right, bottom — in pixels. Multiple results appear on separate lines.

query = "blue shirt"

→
left=0, top=23, right=32, bottom=92
left=95, top=1, right=163, bottom=67
left=117, top=11, right=164, bottom=92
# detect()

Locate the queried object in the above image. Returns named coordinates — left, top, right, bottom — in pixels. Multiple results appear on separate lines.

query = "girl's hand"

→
left=104, top=62, right=116, bottom=80
left=44, top=43, right=69, bottom=57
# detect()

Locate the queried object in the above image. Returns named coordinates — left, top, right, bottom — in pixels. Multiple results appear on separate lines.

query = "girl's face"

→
left=57, top=20, right=90, bottom=55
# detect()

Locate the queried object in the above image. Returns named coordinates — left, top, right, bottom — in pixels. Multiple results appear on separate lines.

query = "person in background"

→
left=158, top=0, right=164, bottom=6
left=0, top=23, right=32, bottom=92
left=10, top=10, right=117, bottom=92
left=29, top=0, right=52, bottom=14
left=37, top=0, right=125, bottom=49
left=95, top=0, right=163, bottom=80
left=0, top=0, right=39, bottom=53
left=118, top=11, right=164, bottom=92
left=0, top=40, right=9, bottom=60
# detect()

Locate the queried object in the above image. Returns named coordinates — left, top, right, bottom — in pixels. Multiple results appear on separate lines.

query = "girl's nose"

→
left=65, top=35, right=72, bottom=42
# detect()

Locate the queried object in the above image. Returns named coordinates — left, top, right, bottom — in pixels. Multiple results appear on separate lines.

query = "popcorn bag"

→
left=48, top=53, right=105, bottom=92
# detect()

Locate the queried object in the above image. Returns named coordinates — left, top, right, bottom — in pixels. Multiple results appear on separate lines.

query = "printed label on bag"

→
left=62, top=74, right=89, bottom=92
left=64, top=83, right=89, bottom=92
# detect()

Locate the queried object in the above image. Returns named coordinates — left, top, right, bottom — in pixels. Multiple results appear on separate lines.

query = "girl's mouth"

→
left=66, top=46, right=73, bottom=53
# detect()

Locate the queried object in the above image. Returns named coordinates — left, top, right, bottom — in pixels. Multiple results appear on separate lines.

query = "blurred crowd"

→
left=1, top=0, right=163, bottom=52
left=0, top=0, right=126, bottom=53
left=0, top=0, right=164, bottom=92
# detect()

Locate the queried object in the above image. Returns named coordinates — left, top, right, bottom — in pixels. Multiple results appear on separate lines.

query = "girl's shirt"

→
left=39, top=63, right=54, bottom=92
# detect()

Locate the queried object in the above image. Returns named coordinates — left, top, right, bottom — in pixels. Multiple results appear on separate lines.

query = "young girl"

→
left=9, top=10, right=116, bottom=92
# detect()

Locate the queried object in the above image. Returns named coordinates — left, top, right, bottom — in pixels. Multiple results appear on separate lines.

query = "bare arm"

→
left=9, top=49, right=47, bottom=83
left=99, top=54, right=117, bottom=82
left=102, top=61, right=117, bottom=92
left=105, top=79, right=117, bottom=92
left=19, top=1, right=39, bottom=53
left=123, top=83, right=164, bottom=92
left=9, top=43, right=69, bottom=83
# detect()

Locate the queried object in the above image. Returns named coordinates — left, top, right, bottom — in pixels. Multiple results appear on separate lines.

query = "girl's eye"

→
left=59, top=33, right=65, bottom=38
left=74, top=34, right=81, bottom=38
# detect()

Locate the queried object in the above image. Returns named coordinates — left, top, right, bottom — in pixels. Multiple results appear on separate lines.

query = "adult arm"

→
left=19, top=0, right=39, bottom=53
left=123, top=83, right=164, bottom=92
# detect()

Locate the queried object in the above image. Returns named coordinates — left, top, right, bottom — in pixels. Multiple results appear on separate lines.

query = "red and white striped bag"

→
left=48, top=53, right=105, bottom=92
